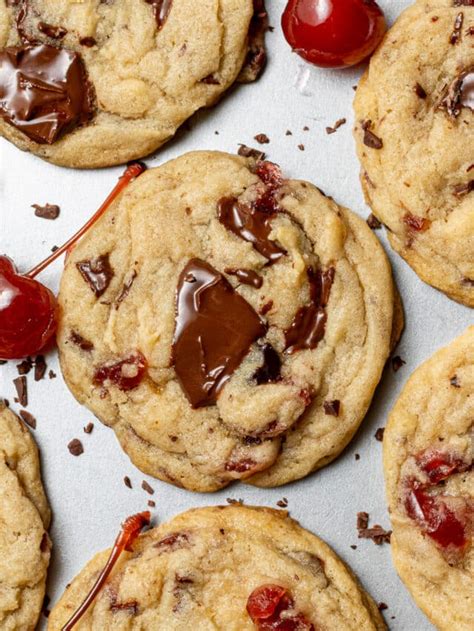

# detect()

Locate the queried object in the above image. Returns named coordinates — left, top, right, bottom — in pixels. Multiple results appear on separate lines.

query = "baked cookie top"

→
left=58, top=151, right=398, bottom=492
left=384, top=327, right=473, bottom=631
left=0, top=0, right=265, bottom=168
left=0, top=401, right=51, bottom=631
left=354, top=0, right=474, bottom=307
left=47, top=505, right=386, bottom=630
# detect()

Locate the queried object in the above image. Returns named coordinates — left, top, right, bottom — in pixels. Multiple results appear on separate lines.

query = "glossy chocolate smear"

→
left=145, top=0, right=173, bottom=29
left=0, top=44, right=93, bottom=144
left=253, top=343, right=281, bottom=384
left=285, top=267, right=335, bottom=354
left=173, top=258, right=266, bottom=408
left=441, top=68, right=474, bottom=117
left=225, top=267, right=263, bottom=288
left=76, top=254, right=113, bottom=297
left=218, top=196, right=286, bottom=263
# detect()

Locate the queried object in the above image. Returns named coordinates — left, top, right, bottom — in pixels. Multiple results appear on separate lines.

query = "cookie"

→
left=48, top=505, right=386, bottom=630
left=353, top=0, right=474, bottom=307
left=57, top=150, right=400, bottom=492
left=0, top=400, right=51, bottom=631
left=0, top=0, right=266, bottom=168
left=384, top=327, right=474, bottom=630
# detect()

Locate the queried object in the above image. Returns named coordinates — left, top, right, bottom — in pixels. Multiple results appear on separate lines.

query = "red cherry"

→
left=282, top=0, right=386, bottom=69
left=0, top=162, right=146, bottom=360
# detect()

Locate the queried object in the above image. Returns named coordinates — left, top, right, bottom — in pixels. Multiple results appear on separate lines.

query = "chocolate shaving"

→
left=326, top=118, right=346, bottom=134
left=68, top=439, right=84, bottom=456
left=450, top=12, right=464, bottom=44
left=237, top=144, right=266, bottom=161
left=32, top=203, right=60, bottom=219
left=13, top=376, right=27, bottom=407
left=19, top=410, right=36, bottom=429
left=77, top=254, right=114, bottom=297
left=70, top=331, right=94, bottom=351
left=323, top=400, right=340, bottom=417
left=34, top=355, right=47, bottom=381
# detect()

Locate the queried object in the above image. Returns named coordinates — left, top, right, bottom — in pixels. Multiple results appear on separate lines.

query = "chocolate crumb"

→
left=355, top=453, right=360, bottom=461
left=378, top=603, right=388, bottom=611
left=350, top=544, right=357, bottom=550
left=323, top=400, right=340, bottom=417
left=357, top=512, right=392, bottom=545
left=367, top=213, right=382, bottom=230
left=285, top=129, right=292, bottom=136
left=48, top=370, right=56, bottom=379
left=357, top=512, right=369, bottom=530
left=414, top=83, right=427, bottom=99
left=237, top=144, right=266, bottom=161
left=226, top=498, right=244, bottom=505
left=391, top=355, right=406, bottom=372
left=37, top=22, right=67, bottom=39
left=362, top=120, right=383, bottom=149
left=326, top=118, right=346, bottom=134
left=79, top=36, right=97, bottom=47
left=450, top=12, right=464, bottom=45
left=67, top=439, right=84, bottom=456
left=32, top=203, right=60, bottom=220
left=431, top=15, right=439, bottom=21
left=450, top=375, right=461, bottom=387
left=375, top=427, right=385, bottom=442
left=123, top=476, right=132, bottom=489
left=254, top=133, right=270, bottom=144
left=16, top=358, right=33, bottom=375
left=277, top=498, right=288, bottom=508
left=83, top=422, right=94, bottom=434
left=34, top=355, right=47, bottom=381
left=303, top=125, right=309, bottom=131
left=0, top=360, right=7, bottom=365
left=298, top=144, right=305, bottom=151
left=13, top=376, right=27, bottom=407
left=19, top=410, right=36, bottom=429
left=142, top=480, right=155, bottom=495
left=148, top=500, right=156, bottom=508
left=51, top=245, right=59, bottom=252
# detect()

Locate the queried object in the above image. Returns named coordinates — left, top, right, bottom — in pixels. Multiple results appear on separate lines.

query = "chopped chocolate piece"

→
left=260, top=300, right=273, bottom=315
left=76, top=254, right=113, bottom=297
left=375, top=427, right=385, bottom=442
left=453, top=179, right=474, bottom=197
left=298, top=144, right=305, bottom=151
left=403, top=212, right=430, bottom=233
left=68, top=439, right=84, bottom=456
left=254, top=133, right=270, bottom=144
left=414, top=82, right=427, bottom=99
left=0, top=44, right=94, bottom=144
left=276, top=498, right=288, bottom=508
left=13, top=376, right=27, bottom=407
left=303, top=125, right=309, bottom=131
left=357, top=512, right=369, bottom=530
left=323, top=400, right=340, bottom=416
left=32, top=203, right=60, bottom=219
left=79, top=37, right=97, bottom=47
left=19, top=410, right=36, bottom=429
left=367, top=213, right=382, bottom=229
left=253, top=343, right=282, bottom=384
left=16, top=358, right=32, bottom=375
left=350, top=544, right=357, bottom=549
left=115, top=270, right=137, bottom=308
left=34, top=355, right=47, bottom=381
left=284, top=267, right=335, bottom=354
left=225, top=267, right=263, bottom=288
left=378, top=603, right=388, bottom=611
left=462, top=277, right=474, bottom=286
left=123, top=476, right=132, bottom=489
left=173, top=259, right=265, bottom=408
left=145, top=0, right=173, bottom=29
left=450, top=375, right=461, bottom=387
left=154, top=532, right=190, bottom=550
left=83, top=422, right=94, bottom=434
left=0, top=360, right=7, bottom=365
left=51, top=245, right=58, bottom=252
left=450, top=12, right=464, bottom=45
left=226, top=498, right=244, bottom=505
left=440, top=68, right=474, bottom=117
left=37, top=22, right=67, bottom=39
left=200, top=73, right=220, bottom=85
left=70, top=330, right=94, bottom=351
left=326, top=118, right=346, bottom=134
left=141, top=480, right=155, bottom=495
left=362, top=120, right=383, bottom=149
left=431, top=15, right=439, bottom=21
left=355, top=453, right=360, bottom=461
left=48, top=369, right=56, bottom=379
left=285, top=129, right=292, bottom=135
left=148, top=500, right=156, bottom=508
left=391, top=355, right=406, bottom=372
left=357, top=512, right=391, bottom=544
left=237, top=144, right=266, bottom=161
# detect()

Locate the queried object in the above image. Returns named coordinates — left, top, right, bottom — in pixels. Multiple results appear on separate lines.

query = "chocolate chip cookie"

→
left=47, top=505, right=386, bottom=630
left=0, top=0, right=266, bottom=167
left=384, top=327, right=473, bottom=630
left=0, top=400, right=51, bottom=630
left=354, top=0, right=474, bottom=307
left=58, top=151, right=400, bottom=492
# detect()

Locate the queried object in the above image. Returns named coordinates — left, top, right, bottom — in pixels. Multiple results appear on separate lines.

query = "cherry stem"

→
left=26, top=162, right=146, bottom=279
left=61, top=511, right=151, bottom=631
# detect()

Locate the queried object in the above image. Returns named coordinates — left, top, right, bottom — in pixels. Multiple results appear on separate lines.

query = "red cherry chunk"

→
left=93, top=352, right=147, bottom=391
left=247, top=585, right=315, bottom=630
left=282, top=0, right=386, bottom=69
left=0, top=255, right=57, bottom=359
left=417, top=450, right=470, bottom=484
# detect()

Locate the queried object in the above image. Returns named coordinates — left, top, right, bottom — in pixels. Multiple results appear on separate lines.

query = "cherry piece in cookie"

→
left=281, top=0, right=386, bottom=69
left=93, top=352, right=148, bottom=392
left=247, top=584, right=315, bottom=630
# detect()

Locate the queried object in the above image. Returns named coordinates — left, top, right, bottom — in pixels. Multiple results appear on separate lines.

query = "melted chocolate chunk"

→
left=76, top=254, right=113, bottom=297
left=454, top=0, right=474, bottom=5
left=253, top=343, right=282, bottom=384
left=145, top=0, right=173, bottom=29
left=440, top=68, right=474, bottom=117
left=37, top=22, right=67, bottom=40
left=218, top=197, right=286, bottom=263
left=453, top=179, right=474, bottom=196
left=79, top=37, right=97, bottom=48
left=323, top=400, right=340, bottom=416
left=284, top=267, right=335, bottom=354
left=172, top=258, right=265, bottom=408
left=0, top=44, right=93, bottom=144
left=225, top=267, right=263, bottom=288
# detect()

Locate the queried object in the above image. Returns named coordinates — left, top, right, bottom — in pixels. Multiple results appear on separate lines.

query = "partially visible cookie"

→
left=0, top=0, right=266, bottom=168
left=354, top=0, right=474, bottom=307
left=0, top=400, right=51, bottom=631
left=58, top=151, right=399, bottom=492
left=384, top=327, right=474, bottom=631
left=48, top=505, right=386, bottom=630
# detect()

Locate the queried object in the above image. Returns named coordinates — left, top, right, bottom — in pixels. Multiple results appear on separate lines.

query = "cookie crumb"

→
left=19, top=410, right=36, bottom=429
left=374, top=428, right=385, bottom=442
left=142, top=480, right=155, bottom=495
left=32, top=203, right=60, bottom=220
left=68, top=439, right=84, bottom=456
left=254, top=133, right=270, bottom=144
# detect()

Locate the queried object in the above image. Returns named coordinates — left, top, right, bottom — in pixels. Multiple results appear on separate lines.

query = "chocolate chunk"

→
left=285, top=129, right=292, bottom=136
left=123, top=476, right=132, bottom=488
left=37, top=22, right=67, bottom=39
left=253, top=343, right=282, bottom=384
left=48, top=369, right=56, bottom=379
left=355, top=453, right=360, bottom=461
left=440, top=68, right=474, bottom=117
left=0, top=44, right=94, bottom=144
left=284, top=267, right=335, bottom=354
left=173, top=259, right=266, bottom=408
left=374, top=427, right=385, bottom=442
left=34, top=355, right=47, bottom=381
left=237, top=144, right=266, bottom=161
left=67, top=438, right=84, bottom=456
left=260, top=300, right=273, bottom=315
left=323, top=400, right=340, bottom=417
left=238, top=0, right=268, bottom=82
left=13, top=376, right=27, bottom=407
left=19, top=409, right=36, bottom=429
left=218, top=196, right=286, bottom=263
left=225, top=267, right=263, bottom=288
left=454, top=0, right=474, bottom=5
left=453, top=179, right=474, bottom=197
left=362, top=121, right=383, bottom=149
left=32, top=203, right=60, bottom=220
left=378, top=603, right=388, bottom=611
left=326, top=118, right=346, bottom=134
left=76, top=254, right=113, bottom=297
left=367, top=213, right=382, bottom=229
left=391, top=355, right=406, bottom=372
left=145, top=0, right=173, bottom=29
left=141, top=480, right=155, bottom=495
left=83, top=422, right=94, bottom=434
left=254, top=133, right=270, bottom=144
left=115, top=270, right=137, bottom=308
left=79, top=37, right=97, bottom=47
left=16, top=358, right=32, bottom=375
left=357, top=512, right=369, bottom=530
left=70, top=330, right=94, bottom=351
left=414, top=82, right=427, bottom=99
left=450, top=12, right=464, bottom=44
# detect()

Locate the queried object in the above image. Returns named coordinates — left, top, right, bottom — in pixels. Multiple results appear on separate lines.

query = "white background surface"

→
left=0, top=1, right=472, bottom=629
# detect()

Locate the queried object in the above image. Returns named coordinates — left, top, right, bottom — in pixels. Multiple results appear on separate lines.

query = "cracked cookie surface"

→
left=354, top=0, right=474, bottom=307
left=47, top=505, right=386, bottom=630
left=384, top=327, right=474, bottom=631
left=0, top=0, right=264, bottom=167
left=0, top=401, right=51, bottom=631
left=58, top=151, right=398, bottom=491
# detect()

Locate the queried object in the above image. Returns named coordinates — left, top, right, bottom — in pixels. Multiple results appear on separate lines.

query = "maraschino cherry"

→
left=0, top=163, right=146, bottom=360
left=282, top=0, right=386, bottom=68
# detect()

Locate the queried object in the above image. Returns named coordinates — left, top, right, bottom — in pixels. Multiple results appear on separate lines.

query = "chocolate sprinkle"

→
left=32, top=203, right=60, bottom=219
left=67, top=439, right=84, bottom=456
left=19, top=410, right=36, bottom=429
left=13, top=376, right=27, bottom=407
left=76, top=254, right=114, bottom=297
left=253, top=343, right=282, bottom=384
